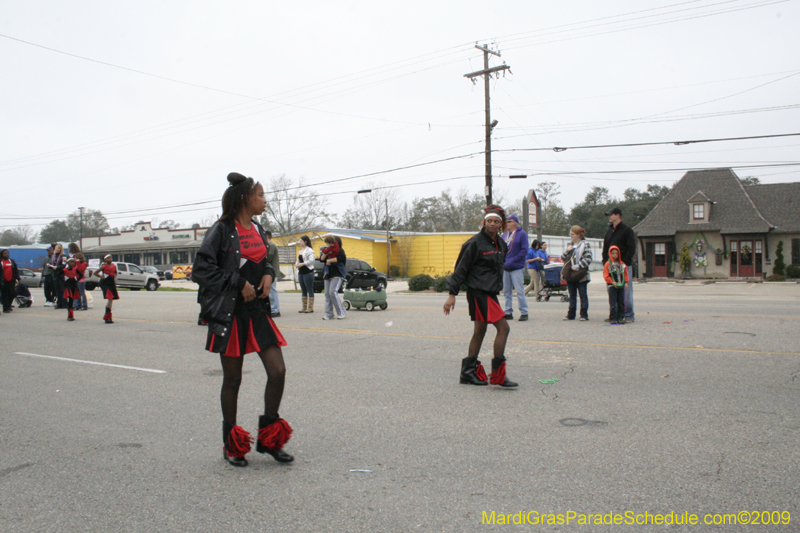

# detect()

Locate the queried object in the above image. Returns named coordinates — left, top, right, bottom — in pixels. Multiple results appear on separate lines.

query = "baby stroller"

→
left=15, top=283, right=34, bottom=308
left=540, top=263, right=569, bottom=302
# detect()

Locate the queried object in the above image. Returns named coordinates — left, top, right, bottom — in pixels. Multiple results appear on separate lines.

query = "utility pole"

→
left=464, top=44, right=510, bottom=206
left=79, top=207, right=85, bottom=248
left=385, top=197, right=391, bottom=280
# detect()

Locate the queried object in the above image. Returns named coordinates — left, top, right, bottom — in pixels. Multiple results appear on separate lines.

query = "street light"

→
left=79, top=207, right=85, bottom=247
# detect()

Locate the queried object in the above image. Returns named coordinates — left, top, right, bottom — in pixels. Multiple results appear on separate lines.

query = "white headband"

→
left=104, top=254, right=112, bottom=260
left=484, top=213, right=502, bottom=220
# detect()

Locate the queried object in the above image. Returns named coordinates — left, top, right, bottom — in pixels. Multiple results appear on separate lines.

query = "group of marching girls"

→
left=192, top=172, right=293, bottom=467
left=61, top=253, right=118, bottom=323
left=444, top=205, right=518, bottom=388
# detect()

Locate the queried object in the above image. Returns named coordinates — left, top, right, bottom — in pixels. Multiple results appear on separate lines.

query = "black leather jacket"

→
left=192, top=219, right=275, bottom=339
left=446, top=228, right=507, bottom=295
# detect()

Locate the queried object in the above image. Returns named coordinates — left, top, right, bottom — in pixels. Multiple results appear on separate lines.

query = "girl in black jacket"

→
left=192, top=172, right=293, bottom=467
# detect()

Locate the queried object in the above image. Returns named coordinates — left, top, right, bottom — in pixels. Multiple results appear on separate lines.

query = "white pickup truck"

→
left=85, top=262, right=161, bottom=291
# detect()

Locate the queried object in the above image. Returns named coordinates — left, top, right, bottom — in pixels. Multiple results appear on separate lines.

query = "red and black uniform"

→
left=1, top=257, right=20, bottom=312
left=446, top=227, right=508, bottom=324
left=64, top=265, right=80, bottom=299
left=204, top=222, right=286, bottom=357
left=99, top=263, right=120, bottom=300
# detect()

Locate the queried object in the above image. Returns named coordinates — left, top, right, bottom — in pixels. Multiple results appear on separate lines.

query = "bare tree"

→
left=338, top=184, right=402, bottom=230
left=393, top=234, right=417, bottom=277
left=0, top=225, right=37, bottom=246
left=260, top=175, right=330, bottom=234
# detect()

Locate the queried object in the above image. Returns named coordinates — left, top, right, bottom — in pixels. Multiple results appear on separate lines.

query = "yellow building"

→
left=274, top=229, right=476, bottom=278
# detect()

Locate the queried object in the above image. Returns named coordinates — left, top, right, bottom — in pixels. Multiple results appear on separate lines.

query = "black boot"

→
left=256, top=414, right=294, bottom=463
left=222, top=421, right=252, bottom=467
left=489, top=357, right=518, bottom=388
left=459, top=357, right=488, bottom=386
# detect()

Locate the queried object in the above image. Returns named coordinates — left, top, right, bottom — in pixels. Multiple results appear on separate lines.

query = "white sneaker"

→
left=45, top=302, right=53, bottom=307
left=336, top=315, right=346, bottom=320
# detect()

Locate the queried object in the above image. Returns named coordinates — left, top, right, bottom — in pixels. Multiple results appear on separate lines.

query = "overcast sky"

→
left=2, top=0, right=798, bottom=233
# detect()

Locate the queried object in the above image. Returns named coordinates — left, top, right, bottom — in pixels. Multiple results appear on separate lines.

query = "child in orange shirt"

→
left=603, top=245, right=629, bottom=324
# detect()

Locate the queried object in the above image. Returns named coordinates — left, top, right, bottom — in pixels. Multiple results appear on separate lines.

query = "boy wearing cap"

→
left=501, top=214, right=529, bottom=321
left=443, top=206, right=518, bottom=388
left=602, top=207, right=636, bottom=322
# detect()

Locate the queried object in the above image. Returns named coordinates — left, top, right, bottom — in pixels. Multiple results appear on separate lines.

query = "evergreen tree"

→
left=773, top=241, right=786, bottom=276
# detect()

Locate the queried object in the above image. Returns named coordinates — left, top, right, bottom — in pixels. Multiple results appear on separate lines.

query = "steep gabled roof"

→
left=686, top=190, right=712, bottom=203
left=745, top=182, right=800, bottom=232
left=634, top=168, right=773, bottom=237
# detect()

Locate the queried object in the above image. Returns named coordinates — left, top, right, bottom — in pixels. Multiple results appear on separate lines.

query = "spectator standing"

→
left=1, top=249, right=21, bottom=313
left=264, top=231, right=281, bottom=317
left=501, top=214, right=529, bottom=322
left=51, top=244, right=67, bottom=309
left=42, top=246, right=55, bottom=306
left=320, top=236, right=347, bottom=320
left=561, top=226, right=593, bottom=321
left=524, top=240, right=548, bottom=299
left=295, top=235, right=316, bottom=313
left=603, top=245, right=629, bottom=324
left=602, top=207, right=637, bottom=323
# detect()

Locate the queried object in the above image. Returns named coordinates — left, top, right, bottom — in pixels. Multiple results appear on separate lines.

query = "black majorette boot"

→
left=460, top=357, right=488, bottom=386
left=223, top=421, right=252, bottom=467
left=104, top=307, right=114, bottom=324
left=256, top=414, right=294, bottom=463
left=489, top=357, right=518, bottom=388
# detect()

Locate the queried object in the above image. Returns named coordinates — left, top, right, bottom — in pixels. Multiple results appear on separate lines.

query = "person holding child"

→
left=320, top=235, right=347, bottom=320
left=603, top=245, right=629, bottom=324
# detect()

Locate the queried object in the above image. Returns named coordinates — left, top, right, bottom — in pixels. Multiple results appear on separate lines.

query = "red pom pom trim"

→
left=258, top=418, right=293, bottom=450
left=489, top=361, right=506, bottom=385
left=225, top=425, right=253, bottom=457
left=475, top=362, right=488, bottom=382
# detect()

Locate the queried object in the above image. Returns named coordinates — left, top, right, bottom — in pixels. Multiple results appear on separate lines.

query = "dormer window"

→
left=687, top=191, right=711, bottom=223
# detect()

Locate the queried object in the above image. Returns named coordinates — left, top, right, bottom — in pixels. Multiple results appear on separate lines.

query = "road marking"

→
left=13, top=352, right=166, bottom=374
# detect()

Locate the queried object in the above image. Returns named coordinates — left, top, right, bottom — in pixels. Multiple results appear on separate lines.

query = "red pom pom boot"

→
left=256, top=414, right=294, bottom=463
left=459, top=357, right=488, bottom=386
left=489, top=357, right=518, bottom=388
left=222, top=421, right=253, bottom=467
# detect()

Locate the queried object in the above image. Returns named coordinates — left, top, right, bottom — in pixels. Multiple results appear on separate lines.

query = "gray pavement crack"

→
left=0, top=462, right=34, bottom=478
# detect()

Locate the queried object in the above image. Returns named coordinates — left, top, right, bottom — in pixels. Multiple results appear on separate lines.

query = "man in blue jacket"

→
left=501, top=214, right=529, bottom=321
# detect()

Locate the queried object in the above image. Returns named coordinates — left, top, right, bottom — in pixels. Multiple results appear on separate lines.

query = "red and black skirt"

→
left=64, top=279, right=80, bottom=299
left=100, top=278, right=120, bottom=300
left=466, top=288, right=506, bottom=323
left=206, top=302, right=287, bottom=357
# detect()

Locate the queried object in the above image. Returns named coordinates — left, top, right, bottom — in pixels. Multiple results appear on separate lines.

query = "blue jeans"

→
left=567, top=281, right=589, bottom=320
left=503, top=268, right=528, bottom=315
left=74, top=281, right=87, bottom=309
left=269, top=283, right=280, bottom=314
left=324, top=277, right=346, bottom=319
left=623, top=265, right=635, bottom=321
left=299, top=271, right=315, bottom=298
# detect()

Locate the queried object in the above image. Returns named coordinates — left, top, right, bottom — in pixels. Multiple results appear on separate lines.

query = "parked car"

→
left=313, top=258, right=388, bottom=293
left=141, top=265, right=165, bottom=280
left=18, top=268, right=43, bottom=287
left=85, top=262, right=161, bottom=291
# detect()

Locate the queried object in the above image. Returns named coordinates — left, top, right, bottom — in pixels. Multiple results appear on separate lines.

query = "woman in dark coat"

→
left=192, top=172, right=293, bottom=467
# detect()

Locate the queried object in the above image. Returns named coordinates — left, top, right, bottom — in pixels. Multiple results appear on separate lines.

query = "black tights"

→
left=220, top=345, right=286, bottom=425
left=467, top=319, right=510, bottom=360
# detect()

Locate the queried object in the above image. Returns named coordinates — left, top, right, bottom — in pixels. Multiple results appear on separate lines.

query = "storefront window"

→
left=169, top=251, right=189, bottom=264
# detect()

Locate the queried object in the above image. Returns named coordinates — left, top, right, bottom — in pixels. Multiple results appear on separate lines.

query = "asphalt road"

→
left=1, top=281, right=799, bottom=532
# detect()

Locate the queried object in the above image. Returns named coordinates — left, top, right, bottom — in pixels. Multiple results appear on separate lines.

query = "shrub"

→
left=408, top=274, right=434, bottom=291
left=773, top=241, right=786, bottom=276
left=786, top=264, right=800, bottom=279
left=389, top=265, right=401, bottom=278
left=765, top=274, right=786, bottom=282
left=433, top=275, right=449, bottom=292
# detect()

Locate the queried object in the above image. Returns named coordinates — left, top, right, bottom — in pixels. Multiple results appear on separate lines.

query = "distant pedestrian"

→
left=63, top=257, right=80, bottom=321
left=603, top=245, right=629, bottom=324
left=52, top=244, right=67, bottom=309
left=295, top=235, right=316, bottom=313
left=93, top=254, right=119, bottom=324
left=444, top=205, right=518, bottom=388
left=264, top=230, right=281, bottom=317
left=561, top=226, right=593, bottom=321
left=501, top=214, right=529, bottom=321
left=602, top=207, right=636, bottom=322
left=524, top=240, right=547, bottom=299
left=320, top=236, right=347, bottom=320
left=42, top=246, right=55, bottom=306
left=1, top=249, right=21, bottom=313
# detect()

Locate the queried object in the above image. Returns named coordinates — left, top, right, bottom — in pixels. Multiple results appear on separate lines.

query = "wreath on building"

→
left=740, top=244, right=752, bottom=262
